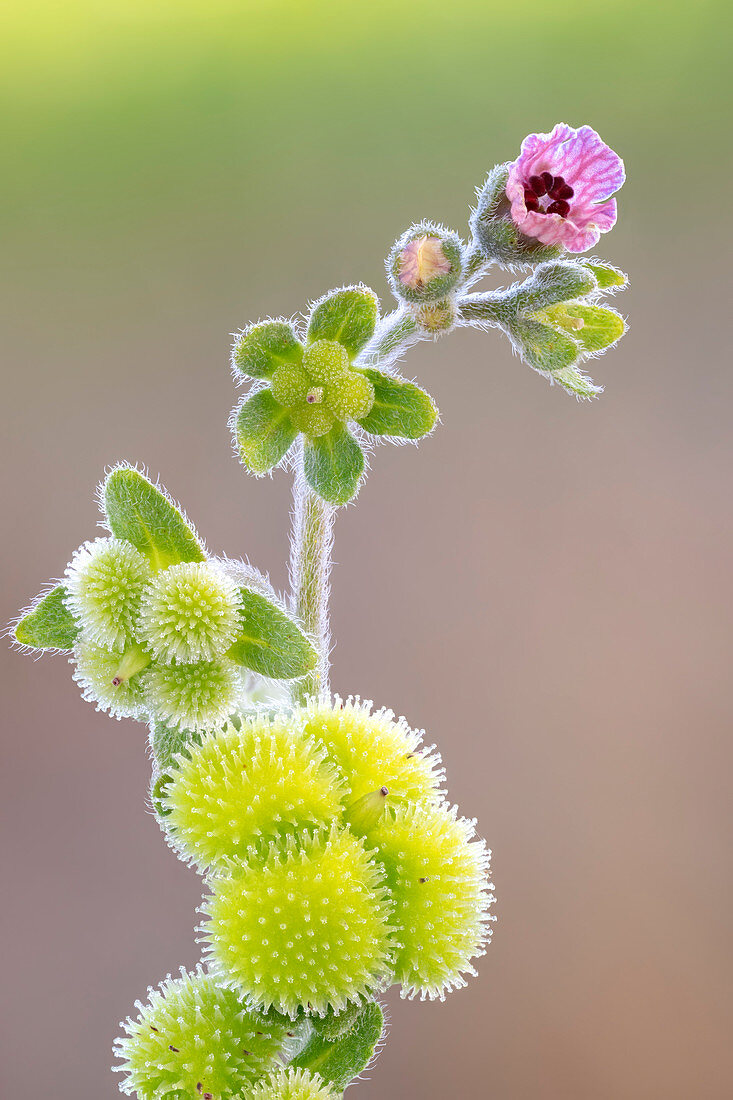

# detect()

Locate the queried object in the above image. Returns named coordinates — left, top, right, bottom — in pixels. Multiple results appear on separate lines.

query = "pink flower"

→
left=398, top=235, right=452, bottom=289
left=505, top=124, right=625, bottom=253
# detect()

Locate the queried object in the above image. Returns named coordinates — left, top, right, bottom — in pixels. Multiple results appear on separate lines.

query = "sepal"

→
left=235, top=388, right=298, bottom=475
left=470, top=163, right=562, bottom=267
left=581, top=258, right=628, bottom=291
left=232, top=320, right=303, bottom=380
left=13, top=584, right=79, bottom=650
left=103, top=466, right=205, bottom=571
left=303, top=424, right=365, bottom=505
left=357, top=369, right=438, bottom=439
left=307, top=286, right=379, bottom=358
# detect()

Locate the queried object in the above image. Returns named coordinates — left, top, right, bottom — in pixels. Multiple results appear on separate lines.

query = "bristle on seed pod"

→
left=113, top=966, right=288, bottom=1099
left=137, top=561, right=241, bottom=664
left=249, top=1067, right=341, bottom=1100
left=146, top=659, right=241, bottom=732
left=162, top=715, right=345, bottom=871
left=65, top=537, right=151, bottom=651
left=70, top=639, right=150, bottom=720
left=300, top=696, right=444, bottom=807
left=201, top=824, right=395, bottom=1018
left=367, top=802, right=495, bottom=1001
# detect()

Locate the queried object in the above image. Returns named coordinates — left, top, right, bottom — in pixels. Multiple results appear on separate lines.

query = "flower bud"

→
left=114, top=967, right=289, bottom=1099
left=387, top=222, right=465, bottom=304
left=201, top=825, right=394, bottom=1018
left=65, top=537, right=151, bottom=651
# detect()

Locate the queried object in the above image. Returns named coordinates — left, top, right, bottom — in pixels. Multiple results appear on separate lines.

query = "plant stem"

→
left=289, top=440, right=335, bottom=704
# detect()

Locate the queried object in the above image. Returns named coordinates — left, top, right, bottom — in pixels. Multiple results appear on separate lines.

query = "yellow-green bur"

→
left=162, top=717, right=346, bottom=872
left=113, top=968, right=288, bottom=1100
left=70, top=640, right=148, bottom=720
left=201, top=825, right=395, bottom=1018
left=367, top=803, right=495, bottom=1000
left=146, top=659, right=241, bottom=732
left=300, top=698, right=444, bottom=807
left=250, top=1067, right=341, bottom=1100
left=65, top=537, right=151, bottom=652
left=137, top=561, right=241, bottom=664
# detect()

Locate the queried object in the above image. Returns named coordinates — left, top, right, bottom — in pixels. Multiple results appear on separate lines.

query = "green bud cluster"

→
left=13, top=466, right=317, bottom=732
left=149, top=697, right=493, bottom=1027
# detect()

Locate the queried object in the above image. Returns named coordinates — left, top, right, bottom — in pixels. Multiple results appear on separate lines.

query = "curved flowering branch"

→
left=10, top=122, right=628, bottom=1100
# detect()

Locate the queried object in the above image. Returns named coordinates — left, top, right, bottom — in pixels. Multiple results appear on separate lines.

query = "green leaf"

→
left=14, top=585, right=79, bottom=650
left=290, top=1000, right=384, bottom=1090
left=303, top=425, right=364, bottom=505
left=582, top=260, right=628, bottom=290
left=235, top=389, right=298, bottom=475
left=515, top=317, right=580, bottom=374
left=227, top=588, right=316, bottom=679
left=103, top=467, right=205, bottom=571
left=232, top=320, right=303, bottom=381
left=544, top=302, right=626, bottom=353
left=357, top=369, right=438, bottom=438
left=307, top=286, right=378, bottom=358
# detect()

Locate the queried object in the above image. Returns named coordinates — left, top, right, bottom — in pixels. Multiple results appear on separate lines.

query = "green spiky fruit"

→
left=70, top=639, right=150, bottom=720
left=138, top=562, right=241, bottom=664
left=65, top=537, right=151, bottom=651
left=368, top=803, right=494, bottom=1000
left=249, top=1068, right=341, bottom=1100
left=146, top=659, right=241, bottom=732
left=114, top=967, right=288, bottom=1099
left=162, top=715, right=345, bottom=871
left=301, top=697, right=444, bottom=807
left=202, top=825, right=394, bottom=1017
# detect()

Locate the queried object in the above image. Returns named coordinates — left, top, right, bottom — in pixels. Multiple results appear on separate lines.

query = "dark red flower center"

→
left=523, top=171, right=574, bottom=218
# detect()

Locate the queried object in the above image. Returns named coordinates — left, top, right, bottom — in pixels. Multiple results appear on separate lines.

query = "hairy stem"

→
left=289, top=440, right=335, bottom=704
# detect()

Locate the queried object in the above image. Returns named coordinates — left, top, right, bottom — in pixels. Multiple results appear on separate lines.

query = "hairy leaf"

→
left=235, top=389, right=298, bottom=475
left=14, top=585, right=78, bottom=650
left=227, top=588, right=316, bottom=679
left=303, top=425, right=364, bottom=505
left=232, top=321, right=303, bottom=380
left=103, top=467, right=205, bottom=571
left=307, top=287, right=378, bottom=358
left=357, top=369, right=437, bottom=438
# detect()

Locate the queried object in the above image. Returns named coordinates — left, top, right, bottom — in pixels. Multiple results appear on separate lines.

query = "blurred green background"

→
left=2, top=2, right=732, bottom=1098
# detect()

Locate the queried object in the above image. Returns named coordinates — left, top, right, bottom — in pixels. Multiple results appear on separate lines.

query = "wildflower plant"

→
left=11, top=123, right=628, bottom=1096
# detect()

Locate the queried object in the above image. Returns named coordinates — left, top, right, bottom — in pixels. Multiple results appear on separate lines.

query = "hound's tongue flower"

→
left=506, top=123, right=625, bottom=253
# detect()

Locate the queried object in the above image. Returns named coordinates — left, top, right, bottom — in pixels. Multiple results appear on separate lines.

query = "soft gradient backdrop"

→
left=2, top=2, right=731, bottom=1097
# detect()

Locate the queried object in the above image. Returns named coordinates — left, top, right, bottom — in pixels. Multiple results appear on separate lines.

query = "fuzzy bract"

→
left=506, top=124, right=625, bottom=253
left=65, top=537, right=151, bottom=651
left=301, top=696, right=444, bottom=808
left=201, top=824, right=395, bottom=1018
left=162, top=715, right=345, bottom=871
left=113, top=967, right=288, bottom=1099
left=367, top=802, right=495, bottom=1000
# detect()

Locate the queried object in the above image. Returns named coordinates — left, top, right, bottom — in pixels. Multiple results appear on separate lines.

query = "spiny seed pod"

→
left=70, top=639, right=150, bottom=720
left=162, top=715, right=345, bottom=871
left=387, top=222, right=466, bottom=304
left=65, top=537, right=151, bottom=651
left=146, top=659, right=241, bottom=732
left=113, top=967, right=288, bottom=1099
left=137, top=562, right=241, bottom=664
left=367, top=803, right=495, bottom=1001
left=201, top=825, right=395, bottom=1018
left=301, top=696, right=444, bottom=807
left=249, top=1068, right=341, bottom=1100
